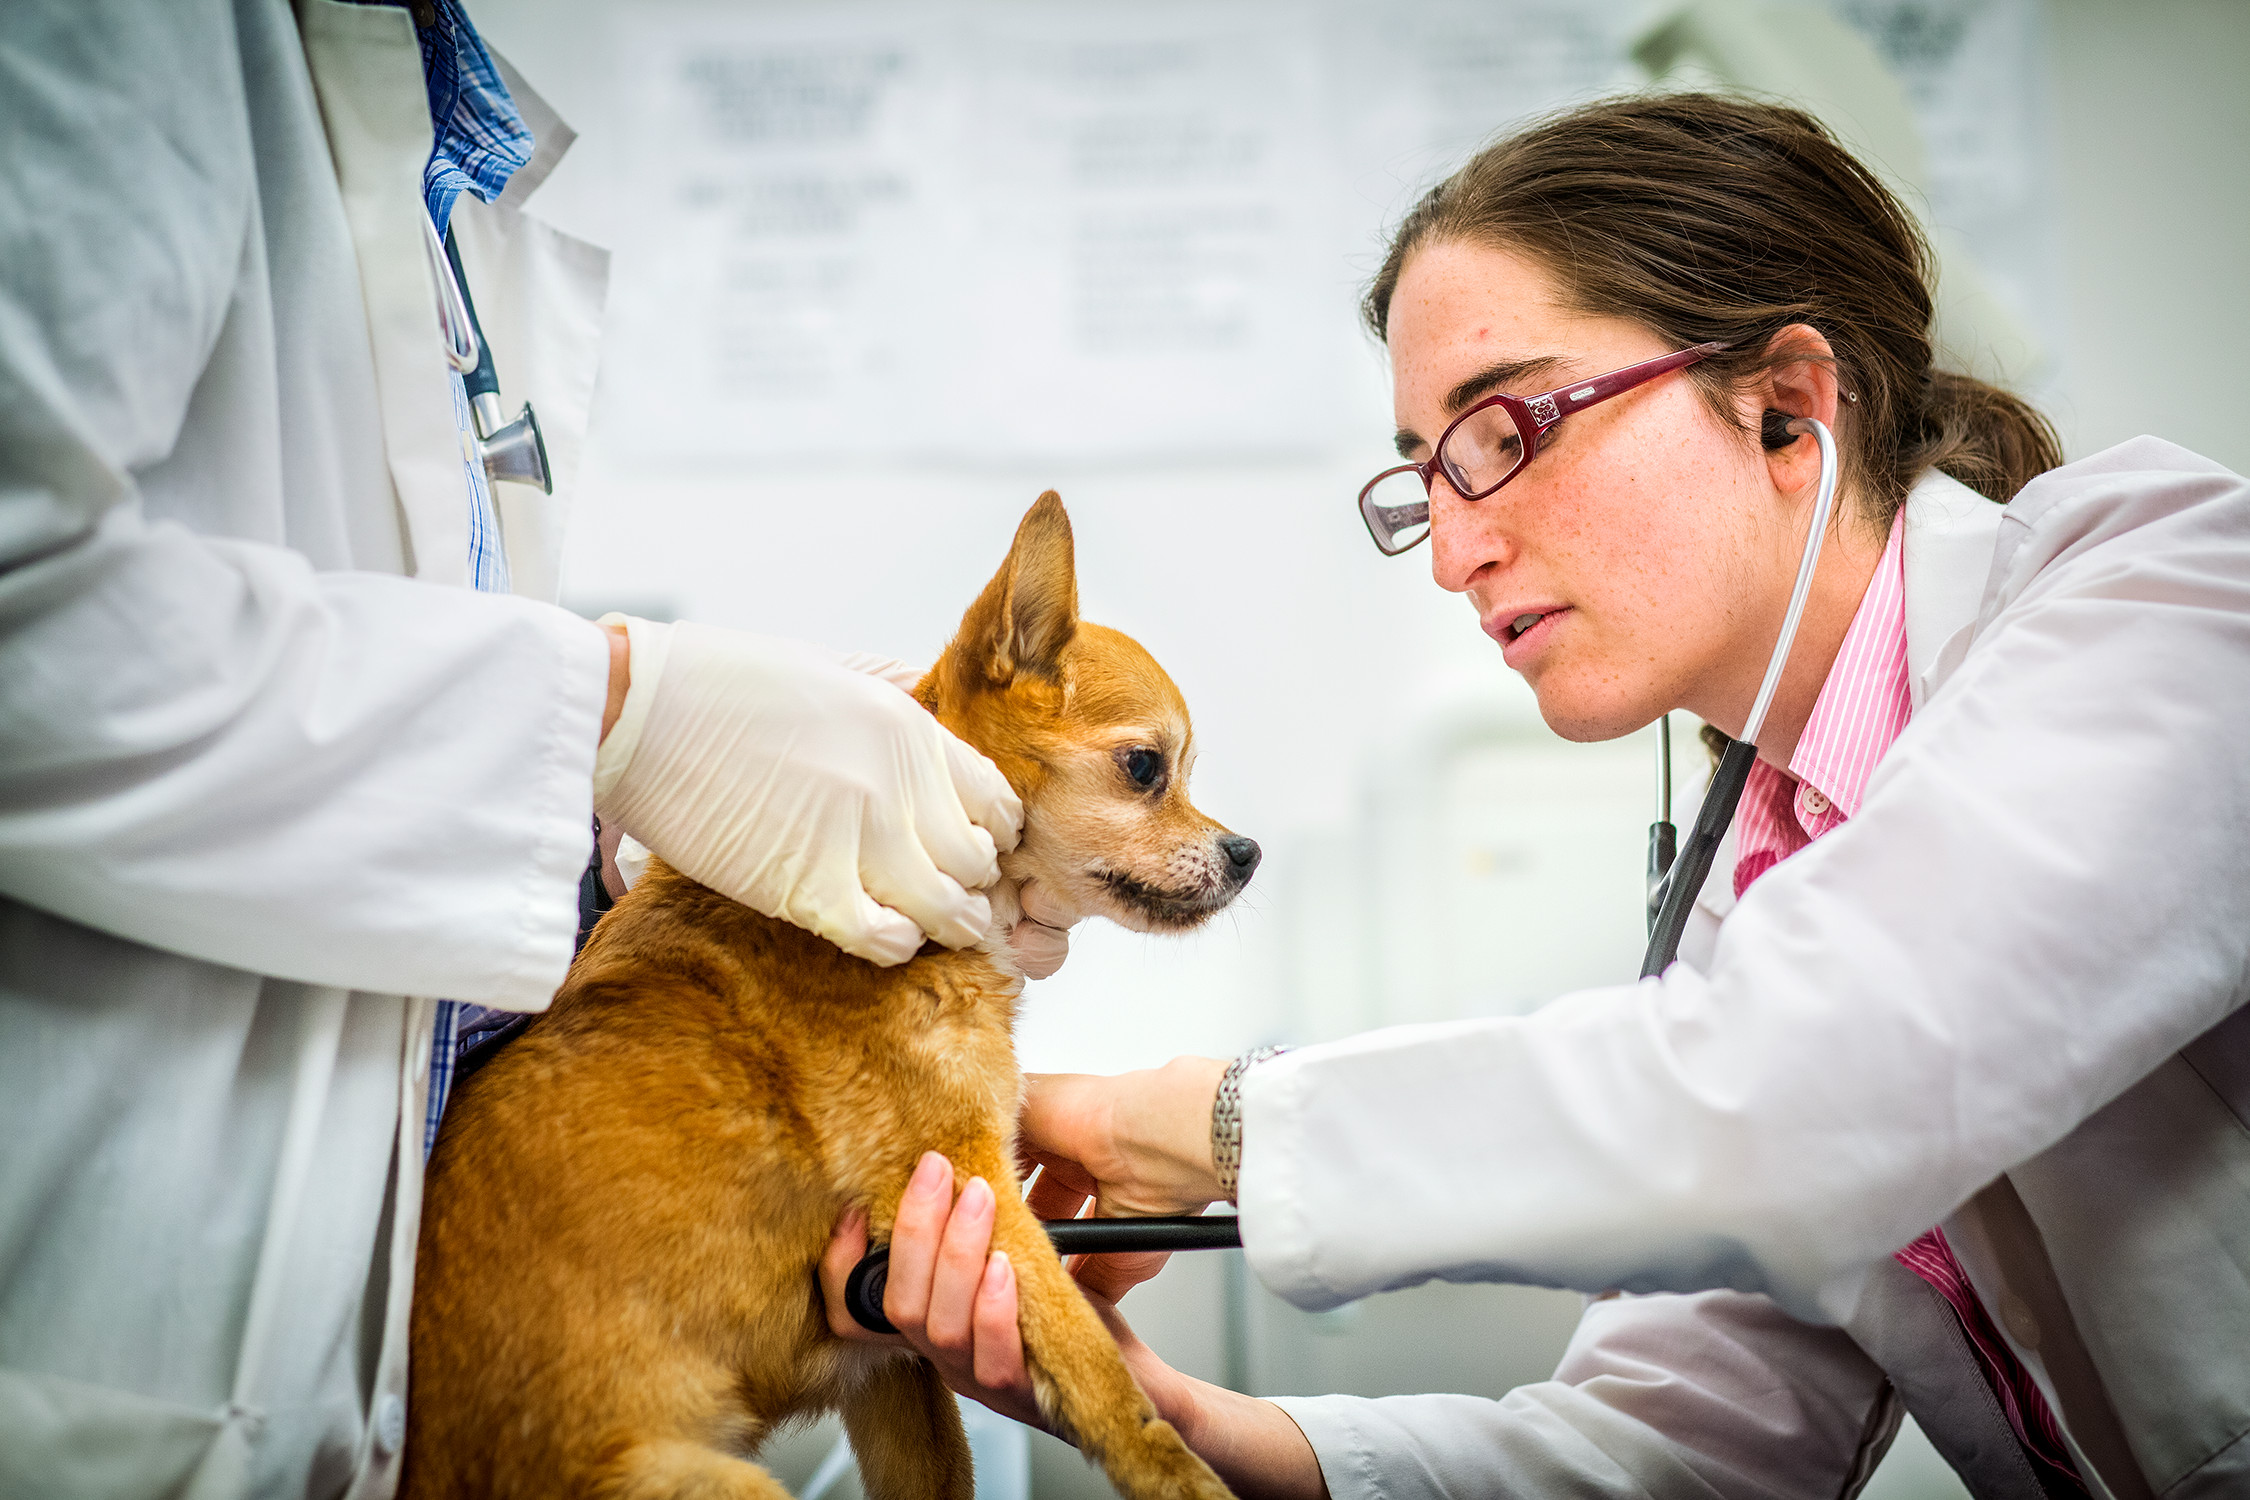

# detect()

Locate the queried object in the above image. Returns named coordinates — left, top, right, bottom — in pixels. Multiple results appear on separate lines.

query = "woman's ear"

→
left=1745, top=324, right=1846, bottom=497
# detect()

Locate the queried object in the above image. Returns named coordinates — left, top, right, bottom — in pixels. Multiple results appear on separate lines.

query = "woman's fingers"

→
left=883, top=1150, right=954, bottom=1331
left=922, top=1175, right=997, bottom=1355
left=813, top=1159, right=1155, bottom=1439
left=818, top=1206, right=907, bottom=1346
left=1072, top=1249, right=1172, bottom=1304
left=971, top=1252, right=1029, bottom=1395
left=1024, top=1164, right=1091, bottom=1222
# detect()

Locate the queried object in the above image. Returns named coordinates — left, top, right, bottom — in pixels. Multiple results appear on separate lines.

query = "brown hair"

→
left=1363, top=93, right=2062, bottom=523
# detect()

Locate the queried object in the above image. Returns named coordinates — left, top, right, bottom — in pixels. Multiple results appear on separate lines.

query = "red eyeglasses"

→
left=1357, top=342, right=1728, bottom=555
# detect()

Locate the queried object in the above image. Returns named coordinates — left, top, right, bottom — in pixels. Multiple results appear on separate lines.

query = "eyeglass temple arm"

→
left=1543, top=342, right=1730, bottom=424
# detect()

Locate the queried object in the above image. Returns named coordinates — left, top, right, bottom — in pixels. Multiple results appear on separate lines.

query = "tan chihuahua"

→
left=404, top=494, right=1253, bottom=1500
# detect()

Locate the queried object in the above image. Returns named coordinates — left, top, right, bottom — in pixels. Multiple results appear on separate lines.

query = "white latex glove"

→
left=828, top=651, right=1074, bottom=978
left=593, top=617, right=1022, bottom=965
left=987, top=878, right=1081, bottom=981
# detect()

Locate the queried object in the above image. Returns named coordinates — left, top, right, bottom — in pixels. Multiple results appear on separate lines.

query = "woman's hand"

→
left=816, top=1152, right=1185, bottom=1429
left=593, top=620, right=1021, bottom=966
left=819, top=1154, right=1048, bottom=1427
left=816, top=1151, right=1330, bottom=1499
left=1019, top=1059, right=1230, bottom=1217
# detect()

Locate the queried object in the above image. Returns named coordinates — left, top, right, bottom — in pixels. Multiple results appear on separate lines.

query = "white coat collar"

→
left=1685, top=466, right=2006, bottom=942
left=1901, top=467, right=2007, bottom=710
left=486, top=50, right=575, bottom=214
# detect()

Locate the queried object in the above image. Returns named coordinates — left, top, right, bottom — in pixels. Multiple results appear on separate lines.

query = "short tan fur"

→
left=404, top=493, right=1245, bottom=1500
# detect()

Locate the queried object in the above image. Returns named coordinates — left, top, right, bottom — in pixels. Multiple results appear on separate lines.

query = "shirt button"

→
left=374, top=1393, right=406, bottom=1457
left=1800, top=787, right=1832, bottom=815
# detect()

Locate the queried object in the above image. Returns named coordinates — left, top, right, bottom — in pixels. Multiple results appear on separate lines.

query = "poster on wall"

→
left=598, top=7, right=955, bottom=463
left=595, top=0, right=2053, bottom=467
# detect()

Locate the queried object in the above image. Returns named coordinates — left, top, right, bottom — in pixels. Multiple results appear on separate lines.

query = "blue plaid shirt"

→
left=404, top=0, right=533, bottom=235
left=364, top=0, right=539, bottom=1155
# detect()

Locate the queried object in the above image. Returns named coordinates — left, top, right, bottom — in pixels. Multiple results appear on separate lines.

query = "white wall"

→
left=469, top=4, right=2246, bottom=1495
left=2046, top=0, right=2250, bottom=474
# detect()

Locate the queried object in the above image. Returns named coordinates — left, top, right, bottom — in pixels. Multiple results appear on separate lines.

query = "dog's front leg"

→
left=980, top=1180, right=1233, bottom=1500
left=839, top=1353, right=974, bottom=1500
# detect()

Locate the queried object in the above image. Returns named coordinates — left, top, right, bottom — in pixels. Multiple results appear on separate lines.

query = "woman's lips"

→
left=1485, top=605, right=1570, bottom=668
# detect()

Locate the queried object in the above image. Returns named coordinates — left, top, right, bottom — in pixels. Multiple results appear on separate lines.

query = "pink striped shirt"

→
left=1731, top=515, right=1913, bottom=897
left=1728, top=514, right=2087, bottom=1494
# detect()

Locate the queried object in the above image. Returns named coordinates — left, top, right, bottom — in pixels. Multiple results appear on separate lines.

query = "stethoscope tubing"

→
left=1642, top=417, right=1840, bottom=978
left=844, top=1215, right=1243, bottom=1333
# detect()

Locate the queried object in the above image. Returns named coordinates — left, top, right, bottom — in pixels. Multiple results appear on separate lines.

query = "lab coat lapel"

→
left=296, top=0, right=471, bottom=588
left=447, top=53, right=611, bottom=605
left=1902, top=469, right=2007, bottom=709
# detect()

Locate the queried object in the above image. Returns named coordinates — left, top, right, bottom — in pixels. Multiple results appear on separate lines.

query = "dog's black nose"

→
left=1220, top=836, right=1261, bottom=880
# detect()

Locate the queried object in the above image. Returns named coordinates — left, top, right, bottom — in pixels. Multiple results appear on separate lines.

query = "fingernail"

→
left=909, top=1151, right=949, bottom=1199
left=985, top=1251, right=1012, bottom=1294
left=963, top=1177, right=993, bottom=1219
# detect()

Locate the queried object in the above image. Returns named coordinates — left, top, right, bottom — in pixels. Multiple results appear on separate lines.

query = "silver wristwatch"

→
left=1211, top=1044, right=1290, bottom=1205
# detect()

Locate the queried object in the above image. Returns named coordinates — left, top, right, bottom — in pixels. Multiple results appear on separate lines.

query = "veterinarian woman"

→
left=0, top=6, right=1031, bottom=1497
left=827, top=94, right=2250, bottom=1499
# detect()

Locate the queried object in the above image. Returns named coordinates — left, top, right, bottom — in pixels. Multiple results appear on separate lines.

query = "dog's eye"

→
left=1124, top=748, right=1162, bottom=787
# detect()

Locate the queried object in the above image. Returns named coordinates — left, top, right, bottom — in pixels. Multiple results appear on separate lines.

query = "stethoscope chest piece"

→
left=429, top=217, right=555, bottom=496
left=474, top=398, right=550, bottom=493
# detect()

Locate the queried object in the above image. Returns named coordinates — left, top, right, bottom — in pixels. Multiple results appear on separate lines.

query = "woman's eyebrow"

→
left=1394, top=355, right=1568, bottom=458
left=1442, top=355, right=1566, bottom=417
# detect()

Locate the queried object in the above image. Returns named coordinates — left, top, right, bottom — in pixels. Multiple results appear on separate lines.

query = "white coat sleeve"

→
left=0, top=0, right=607, bottom=1008
left=1267, top=1292, right=1889, bottom=1500
left=1239, top=442, right=2250, bottom=1322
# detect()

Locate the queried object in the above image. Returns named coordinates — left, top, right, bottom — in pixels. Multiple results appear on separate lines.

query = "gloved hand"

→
left=593, top=617, right=1022, bottom=965
left=1007, top=879, right=1081, bottom=980
left=825, top=652, right=1081, bottom=980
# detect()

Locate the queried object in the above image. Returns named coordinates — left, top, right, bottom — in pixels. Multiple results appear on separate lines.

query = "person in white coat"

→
left=0, top=5, right=1029, bottom=1498
left=825, top=96, right=2250, bottom=1499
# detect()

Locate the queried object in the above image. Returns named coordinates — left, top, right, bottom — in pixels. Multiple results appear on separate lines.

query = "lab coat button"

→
left=2000, top=1292, right=2041, bottom=1349
left=375, top=1393, right=406, bottom=1457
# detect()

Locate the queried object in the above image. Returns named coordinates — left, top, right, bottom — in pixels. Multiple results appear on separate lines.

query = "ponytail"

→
left=1908, top=369, right=2064, bottom=503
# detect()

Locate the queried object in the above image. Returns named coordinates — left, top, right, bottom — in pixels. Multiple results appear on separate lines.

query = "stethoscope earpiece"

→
left=1760, top=409, right=1800, bottom=450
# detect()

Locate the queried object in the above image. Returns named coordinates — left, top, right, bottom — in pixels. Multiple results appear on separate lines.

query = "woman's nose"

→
left=1426, top=472, right=1510, bottom=593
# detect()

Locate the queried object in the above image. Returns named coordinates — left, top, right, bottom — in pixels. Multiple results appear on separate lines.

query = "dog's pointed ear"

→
left=946, top=492, right=1078, bottom=693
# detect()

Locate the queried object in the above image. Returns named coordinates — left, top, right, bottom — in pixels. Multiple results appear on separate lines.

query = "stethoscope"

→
left=1643, top=412, right=1840, bottom=974
left=845, top=416, right=1842, bottom=1332
left=422, top=214, right=552, bottom=495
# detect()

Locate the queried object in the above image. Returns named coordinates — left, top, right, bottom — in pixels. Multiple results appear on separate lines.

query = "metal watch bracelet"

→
left=1211, top=1044, right=1290, bottom=1205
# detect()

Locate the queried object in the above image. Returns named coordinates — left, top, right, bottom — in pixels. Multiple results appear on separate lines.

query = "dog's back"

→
left=405, top=495, right=1246, bottom=1500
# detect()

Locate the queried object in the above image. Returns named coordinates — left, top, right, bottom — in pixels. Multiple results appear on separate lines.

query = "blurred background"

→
left=470, top=1, right=2249, bottom=1494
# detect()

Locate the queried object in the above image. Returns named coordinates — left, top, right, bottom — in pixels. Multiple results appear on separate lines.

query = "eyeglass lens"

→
left=1359, top=469, right=1432, bottom=554
left=1436, top=402, right=1526, bottom=498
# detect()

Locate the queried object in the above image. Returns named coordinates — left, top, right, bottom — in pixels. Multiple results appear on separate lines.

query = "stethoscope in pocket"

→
left=422, top=213, right=552, bottom=494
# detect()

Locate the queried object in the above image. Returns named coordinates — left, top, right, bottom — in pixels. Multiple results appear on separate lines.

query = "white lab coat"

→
left=1243, top=443, right=2250, bottom=1498
left=0, top=3, right=608, bottom=1497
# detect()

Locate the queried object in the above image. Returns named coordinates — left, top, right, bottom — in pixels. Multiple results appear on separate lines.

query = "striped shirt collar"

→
left=1733, top=510, right=1912, bottom=896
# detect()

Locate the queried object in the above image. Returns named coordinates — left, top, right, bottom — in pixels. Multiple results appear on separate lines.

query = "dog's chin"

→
left=1089, top=869, right=1239, bottom=933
